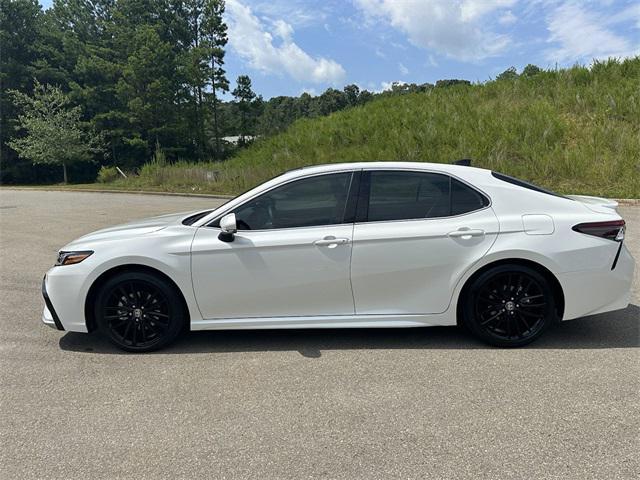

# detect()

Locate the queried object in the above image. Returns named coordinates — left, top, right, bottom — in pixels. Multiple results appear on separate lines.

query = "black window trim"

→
left=355, top=168, right=492, bottom=225
left=491, top=171, right=570, bottom=200
left=206, top=170, right=360, bottom=231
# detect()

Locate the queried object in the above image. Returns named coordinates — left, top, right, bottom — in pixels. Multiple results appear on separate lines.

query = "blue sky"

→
left=40, top=0, right=640, bottom=99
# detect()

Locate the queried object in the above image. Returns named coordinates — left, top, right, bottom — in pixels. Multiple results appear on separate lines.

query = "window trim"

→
left=491, top=171, right=570, bottom=199
left=206, top=170, right=358, bottom=232
left=355, top=169, right=491, bottom=225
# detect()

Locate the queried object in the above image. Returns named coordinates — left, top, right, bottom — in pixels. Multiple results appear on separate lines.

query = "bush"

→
left=96, top=165, right=119, bottom=183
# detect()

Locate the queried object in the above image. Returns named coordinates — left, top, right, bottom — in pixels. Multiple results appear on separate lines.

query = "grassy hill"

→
left=121, top=57, right=640, bottom=198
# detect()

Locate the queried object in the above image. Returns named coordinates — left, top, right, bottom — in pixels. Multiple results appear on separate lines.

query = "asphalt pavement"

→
left=1, top=189, right=638, bottom=479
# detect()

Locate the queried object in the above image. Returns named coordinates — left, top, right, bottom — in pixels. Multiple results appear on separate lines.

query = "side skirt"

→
left=191, top=313, right=456, bottom=331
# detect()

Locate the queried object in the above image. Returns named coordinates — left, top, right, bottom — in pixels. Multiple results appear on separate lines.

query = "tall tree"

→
left=8, top=82, right=103, bottom=183
left=0, top=0, right=44, bottom=181
left=181, top=0, right=209, bottom=159
left=343, top=84, right=360, bottom=107
left=202, top=0, right=228, bottom=158
left=116, top=25, right=179, bottom=159
left=232, top=75, right=256, bottom=144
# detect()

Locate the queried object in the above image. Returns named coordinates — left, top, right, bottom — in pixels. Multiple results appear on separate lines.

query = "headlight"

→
left=55, top=251, right=94, bottom=266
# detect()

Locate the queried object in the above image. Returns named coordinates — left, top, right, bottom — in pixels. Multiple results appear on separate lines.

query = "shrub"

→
left=96, top=165, right=119, bottom=183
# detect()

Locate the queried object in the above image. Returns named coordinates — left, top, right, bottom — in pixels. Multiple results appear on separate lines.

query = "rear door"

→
left=350, top=169, right=499, bottom=315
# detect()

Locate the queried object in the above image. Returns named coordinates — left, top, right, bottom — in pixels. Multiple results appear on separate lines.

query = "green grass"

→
left=114, top=58, right=640, bottom=197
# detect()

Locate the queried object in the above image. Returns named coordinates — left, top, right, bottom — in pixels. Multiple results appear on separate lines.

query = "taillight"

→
left=572, top=220, right=625, bottom=241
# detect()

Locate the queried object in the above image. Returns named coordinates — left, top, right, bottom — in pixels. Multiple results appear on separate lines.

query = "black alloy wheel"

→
left=464, top=265, right=555, bottom=347
left=96, top=272, right=184, bottom=352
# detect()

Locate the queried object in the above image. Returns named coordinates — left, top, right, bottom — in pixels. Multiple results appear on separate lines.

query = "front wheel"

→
left=462, top=265, right=556, bottom=347
left=95, top=272, right=185, bottom=352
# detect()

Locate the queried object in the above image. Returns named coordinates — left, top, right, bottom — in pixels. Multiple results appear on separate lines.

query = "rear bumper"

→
left=41, top=275, right=64, bottom=331
left=560, top=244, right=635, bottom=320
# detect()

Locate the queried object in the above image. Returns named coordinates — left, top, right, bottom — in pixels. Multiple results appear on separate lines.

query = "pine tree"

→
left=202, top=0, right=228, bottom=158
left=232, top=75, right=256, bottom=144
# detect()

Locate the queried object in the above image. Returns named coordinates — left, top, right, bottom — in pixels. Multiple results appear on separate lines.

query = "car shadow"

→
left=59, top=304, right=639, bottom=357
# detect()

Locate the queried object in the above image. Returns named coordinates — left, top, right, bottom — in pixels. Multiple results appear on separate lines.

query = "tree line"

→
left=1, top=0, right=525, bottom=185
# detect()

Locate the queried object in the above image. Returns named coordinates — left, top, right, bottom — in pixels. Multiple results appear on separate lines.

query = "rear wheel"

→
left=95, top=272, right=184, bottom=352
left=463, top=265, right=555, bottom=347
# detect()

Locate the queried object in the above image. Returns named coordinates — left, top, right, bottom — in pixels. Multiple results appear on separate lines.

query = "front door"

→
left=350, top=169, right=499, bottom=315
left=191, top=171, right=357, bottom=319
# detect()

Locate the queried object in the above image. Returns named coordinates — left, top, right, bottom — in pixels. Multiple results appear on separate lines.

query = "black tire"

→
left=462, top=264, right=555, bottom=347
left=95, top=272, right=185, bottom=352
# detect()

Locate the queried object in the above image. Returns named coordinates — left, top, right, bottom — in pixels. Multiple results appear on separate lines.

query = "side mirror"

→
left=218, top=213, right=237, bottom=243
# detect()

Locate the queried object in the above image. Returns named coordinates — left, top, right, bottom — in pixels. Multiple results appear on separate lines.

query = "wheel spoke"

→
left=519, top=302, right=546, bottom=308
left=517, top=312, right=531, bottom=332
left=481, top=311, right=502, bottom=325
left=110, top=318, right=129, bottom=328
left=122, top=321, right=132, bottom=342
left=519, top=309, right=542, bottom=318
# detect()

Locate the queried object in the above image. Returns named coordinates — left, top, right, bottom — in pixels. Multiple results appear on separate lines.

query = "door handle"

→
left=448, top=228, right=485, bottom=239
left=314, top=237, right=350, bottom=247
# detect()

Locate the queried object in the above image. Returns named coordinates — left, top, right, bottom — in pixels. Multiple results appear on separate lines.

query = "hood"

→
left=63, top=210, right=197, bottom=249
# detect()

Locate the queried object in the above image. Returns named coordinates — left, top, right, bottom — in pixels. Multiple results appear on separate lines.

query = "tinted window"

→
left=451, top=178, right=489, bottom=215
left=362, top=171, right=489, bottom=222
left=366, top=171, right=451, bottom=221
left=231, top=172, right=352, bottom=230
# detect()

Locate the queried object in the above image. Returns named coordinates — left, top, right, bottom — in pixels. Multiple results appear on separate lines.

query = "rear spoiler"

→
left=566, top=195, right=619, bottom=212
left=454, top=159, right=472, bottom=166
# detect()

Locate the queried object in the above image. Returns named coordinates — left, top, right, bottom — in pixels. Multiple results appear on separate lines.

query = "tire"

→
left=95, top=271, right=185, bottom=352
left=462, top=264, right=555, bottom=347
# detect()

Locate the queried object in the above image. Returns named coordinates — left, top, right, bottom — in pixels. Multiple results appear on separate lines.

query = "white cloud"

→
left=378, top=80, right=407, bottom=92
left=398, top=62, right=409, bottom=75
left=354, top=0, right=516, bottom=61
left=498, top=10, right=518, bottom=25
left=546, top=2, right=639, bottom=63
left=250, top=0, right=328, bottom=28
left=226, top=0, right=346, bottom=84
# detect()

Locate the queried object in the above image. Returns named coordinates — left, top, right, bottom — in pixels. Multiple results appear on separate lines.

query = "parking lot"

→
left=1, top=189, right=638, bottom=479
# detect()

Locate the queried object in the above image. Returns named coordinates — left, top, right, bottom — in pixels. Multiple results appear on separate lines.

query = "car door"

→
left=191, top=171, right=357, bottom=320
left=350, top=169, right=499, bottom=315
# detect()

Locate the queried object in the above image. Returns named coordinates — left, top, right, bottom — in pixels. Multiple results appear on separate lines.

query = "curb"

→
left=617, top=199, right=640, bottom=206
left=1, top=187, right=233, bottom=200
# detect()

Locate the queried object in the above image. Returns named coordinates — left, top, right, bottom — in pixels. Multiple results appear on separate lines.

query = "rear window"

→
left=491, top=172, right=569, bottom=199
left=361, top=171, right=489, bottom=222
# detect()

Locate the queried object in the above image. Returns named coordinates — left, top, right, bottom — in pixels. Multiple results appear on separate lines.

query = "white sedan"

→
left=42, top=162, right=635, bottom=351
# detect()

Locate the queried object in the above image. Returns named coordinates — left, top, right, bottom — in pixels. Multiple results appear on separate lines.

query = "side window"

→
left=451, top=178, right=489, bottom=215
left=361, top=171, right=489, bottom=222
left=230, top=172, right=352, bottom=230
left=366, top=171, right=451, bottom=222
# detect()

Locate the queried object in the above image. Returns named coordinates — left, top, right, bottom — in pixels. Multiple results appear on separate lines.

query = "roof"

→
left=282, top=161, right=491, bottom=181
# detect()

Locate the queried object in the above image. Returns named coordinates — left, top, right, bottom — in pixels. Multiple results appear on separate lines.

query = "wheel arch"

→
left=84, top=264, right=191, bottom=332
left=455, top=258, right=565, bottom=326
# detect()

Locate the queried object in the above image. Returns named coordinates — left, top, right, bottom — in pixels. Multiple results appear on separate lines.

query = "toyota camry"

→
left=42, top=162, right=635, bottom=351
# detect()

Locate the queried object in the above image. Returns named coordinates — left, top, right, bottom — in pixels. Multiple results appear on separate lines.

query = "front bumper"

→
left=41, top=275, right=64, bottom=331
